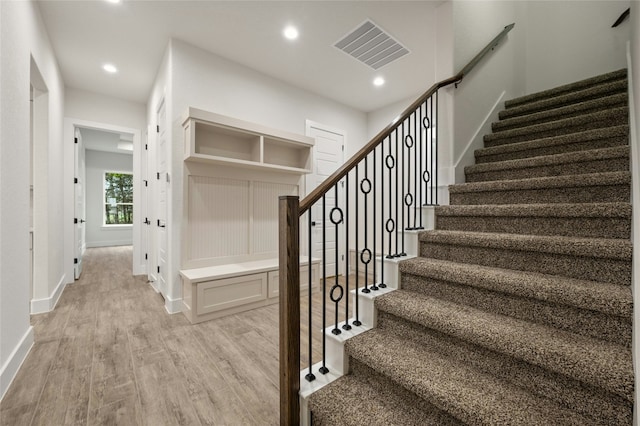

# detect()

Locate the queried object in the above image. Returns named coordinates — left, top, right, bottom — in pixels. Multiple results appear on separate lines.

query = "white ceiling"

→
left=81, top=127, right=134, bottom=155
left=36, top=1, right=440, bottom=112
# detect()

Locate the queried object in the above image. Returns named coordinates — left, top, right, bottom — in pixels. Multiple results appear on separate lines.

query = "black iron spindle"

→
left=361, top=158, right=371, bottom=294
left=386, top=136, right=394, bottom=259
left=319, top=195, right=329, bottom=375
left=353, top=165, right=362, bottom=326
left=305, top=211, right=315, bottom=382
left=330, top=185, right=343, bottom=335
left=343, top=174, right=351, bottom=331
left=371, top=148, right=378, bottom=292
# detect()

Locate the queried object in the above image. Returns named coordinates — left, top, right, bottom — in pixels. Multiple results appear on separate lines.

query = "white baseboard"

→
left=30, top=275, right=66, bottom=314
left=454, top=91, right=506, bottom=184
left=0, top=326, right=34, bottom=401
left=164, top=294, right=182, bottom=314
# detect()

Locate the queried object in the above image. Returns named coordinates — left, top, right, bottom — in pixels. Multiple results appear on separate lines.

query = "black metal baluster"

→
left=405, top=120, right=415, bottom=231
left=418, top=105, right=424, bottom=230
left=400, top=123, right=406, bottom=256
left=343, top=174, right=351, bottom=331
left=305, top=211, right=315, bottom=382
left=353, top=165, right=362, bottom=327
left=386, top=135, right=394, bottom=259
left=330, top=184, right=344, bottom=335
left=435, top=91, right=439, bottom=205
left=413, top=111, right=419, bottom=229
left=319, top=195, right=329, bottom=375
left=371, top=148, right=378, bottom=292
left=395, top=128, right=401, bottom=257
left=379, top=143, right=386, bottom=289
left=423, top=96, right=433, bottom=206
left=361, top=158, right=371, bottom=294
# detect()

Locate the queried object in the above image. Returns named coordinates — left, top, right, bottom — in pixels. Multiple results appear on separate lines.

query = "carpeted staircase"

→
left=309, top=69, right=633, bottom=425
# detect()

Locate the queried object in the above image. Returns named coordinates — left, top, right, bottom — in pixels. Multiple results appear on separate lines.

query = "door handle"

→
left=80, top=219, right=86, bottom=223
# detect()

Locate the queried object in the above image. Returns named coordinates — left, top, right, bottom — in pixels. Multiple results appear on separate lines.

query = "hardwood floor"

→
left=0, top=246, right=360, bottom=425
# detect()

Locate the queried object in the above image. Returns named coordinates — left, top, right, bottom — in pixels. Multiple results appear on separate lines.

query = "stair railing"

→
left=279, top=23, right=515, bottom=425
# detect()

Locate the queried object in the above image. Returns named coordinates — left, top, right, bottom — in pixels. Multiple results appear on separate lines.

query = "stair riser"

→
left=401, top=273, right=631, bottom=346
left=450, top=184, right=630, bottom=205
left=419, top=242, right=631, bottom=285
left=375, top=312, right=632, bottom=425
left=475, top=135, right=628, bottom=164
left=435, top=215, right=631, bottom=239
left=494, top=96, right=627, bottom=133
left=485, top=114, right=628, bottom=148
left=466, top=157, right=629, bottom=183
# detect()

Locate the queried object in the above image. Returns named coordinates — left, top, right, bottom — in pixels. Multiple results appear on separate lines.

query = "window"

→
left=104, top=172, right=133, bottom=225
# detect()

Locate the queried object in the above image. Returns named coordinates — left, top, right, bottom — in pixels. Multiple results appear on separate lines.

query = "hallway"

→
left=0, top=247, right=283, bottom=425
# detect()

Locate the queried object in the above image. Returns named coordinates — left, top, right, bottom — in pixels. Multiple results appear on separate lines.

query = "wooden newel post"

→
left=279, top=196, right=300, bottom=426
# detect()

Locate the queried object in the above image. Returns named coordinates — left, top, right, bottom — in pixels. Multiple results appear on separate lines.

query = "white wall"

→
left=147, top=38, right=369, bottom=312
left=85, top=150, right=133, bottom=248
left=65, top=87, right=146, bottom=131
left=523, top=0, right=630, bottom=95
left=366, top=95, right=415, bottom=141
left=0, top=0, right=65, bottom=399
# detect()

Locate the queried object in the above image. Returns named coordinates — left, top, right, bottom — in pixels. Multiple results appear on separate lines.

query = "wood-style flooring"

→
left=0, top=246, right=357, bottom=425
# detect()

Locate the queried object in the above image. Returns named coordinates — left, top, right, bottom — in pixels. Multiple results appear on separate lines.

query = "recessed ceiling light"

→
left=103, top=63, right=118, bottom=74
left=373, top=77, right=385, bottom=87
left=283, top=26, right=299, bottom=40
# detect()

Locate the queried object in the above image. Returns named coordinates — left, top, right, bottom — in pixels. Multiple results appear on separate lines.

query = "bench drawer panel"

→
left=197, top=273, right=267, bottom=314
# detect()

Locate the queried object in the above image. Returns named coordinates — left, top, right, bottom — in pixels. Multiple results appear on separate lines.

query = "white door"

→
left=306, top=122, right=345, bottom=278
left=74, top=128, right=86, bottom=279
left=145, top=127, right=157, bottom=284
left=156, top=101, right=168, bottom=296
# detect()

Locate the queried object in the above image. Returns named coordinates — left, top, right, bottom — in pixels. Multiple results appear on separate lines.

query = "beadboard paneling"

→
left=252, top=181, right=298, bottom=254
left=188, top=176, right=250, bottom=260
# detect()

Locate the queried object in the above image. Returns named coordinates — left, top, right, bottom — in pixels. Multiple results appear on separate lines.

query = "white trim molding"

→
left=164, top=294, right=182, bottom=314
left=0, top=326, right=34, bottom=400
left=30, top=274, right=66, bottom=314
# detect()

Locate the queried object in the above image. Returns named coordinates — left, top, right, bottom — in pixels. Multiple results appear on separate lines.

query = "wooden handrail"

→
left=299, top=23, right=515, bottom=214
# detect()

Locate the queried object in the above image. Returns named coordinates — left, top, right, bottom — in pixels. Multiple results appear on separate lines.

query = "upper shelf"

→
left=182, top=108, right=315, bottom=174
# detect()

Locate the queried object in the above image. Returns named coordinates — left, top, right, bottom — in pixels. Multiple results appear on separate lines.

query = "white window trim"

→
left=103, top=170, right=134, bottom=226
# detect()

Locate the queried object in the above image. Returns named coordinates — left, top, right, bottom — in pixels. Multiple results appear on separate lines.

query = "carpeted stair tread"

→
left=465, top=146, right=629, bottom=182
left=494, top=92, right=627, bottom=132
left=449, top=170, right=629, bottom=199
left=309, top=360, right=462, bottom=426
left=420, top=230, right=631, bottom=261
left=475, top=125, right=629, bottom=164
left=504, top=68, right=627, bottom=109
left=344, top=327, right=600, bottom=425
left=398, top=257, right=632, bottom=319
left=484, top=107, right=628, bottom=147
left=374, top=290, right=634, bottom=402
left=435, top=202, right=631, bottom=238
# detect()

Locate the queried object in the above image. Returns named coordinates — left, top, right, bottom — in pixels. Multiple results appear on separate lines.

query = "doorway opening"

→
left=64, top=119, right=143, bottom=284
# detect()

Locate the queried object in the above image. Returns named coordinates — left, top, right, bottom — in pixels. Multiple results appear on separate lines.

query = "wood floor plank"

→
left=1, top=246, right=362, bottom=425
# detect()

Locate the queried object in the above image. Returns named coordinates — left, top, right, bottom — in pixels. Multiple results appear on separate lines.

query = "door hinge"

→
left=144, top=180, right=148, bottom=187
left=342, top=145, right=344, bottom=151
left=145, top=144, right=148, bottom=150
left=342, top=254, right=345, bottom=261
left=74, top=177, right=78, bottom=184
left=145, top=253, right=148, bottom=260
left=74, top=258, right=78, bottom=264
left=157, top=266, right=160, bottom=273
left=156, top=172, right=160, bottom=180
left=74, top=137, right=78, bottom=144
left=74, top=218, right=78, bottom=224
left=156, top=125, right=160, bottom=133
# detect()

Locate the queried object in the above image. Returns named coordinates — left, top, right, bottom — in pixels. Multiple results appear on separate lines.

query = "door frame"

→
left=305, top=120, right=347, bottom=277
left=63, top=118, right=143, bottom=284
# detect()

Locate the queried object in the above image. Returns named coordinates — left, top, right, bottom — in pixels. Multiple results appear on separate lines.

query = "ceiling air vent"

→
left=334, top=20, right=410, bottom=70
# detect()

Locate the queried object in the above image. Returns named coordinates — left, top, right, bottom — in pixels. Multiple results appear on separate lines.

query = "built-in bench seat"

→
left=180, top=257, right=319, bottom=324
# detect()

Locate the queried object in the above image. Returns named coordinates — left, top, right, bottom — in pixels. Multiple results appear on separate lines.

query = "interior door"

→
left=144, top=127, right=156, bottom=283
left=156, top=101, right=168, bottom=297
left=74, top=128, right=86, bottom=279
left=306, top=123, right=345, bottom=278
